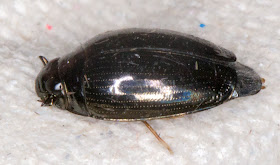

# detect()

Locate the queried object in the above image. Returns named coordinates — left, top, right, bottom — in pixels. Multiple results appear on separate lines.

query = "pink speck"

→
left=46, top=24, right=52, bottom=30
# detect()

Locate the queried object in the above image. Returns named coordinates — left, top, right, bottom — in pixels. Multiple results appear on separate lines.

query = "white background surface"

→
left=0, top=0, right=279, bottom=164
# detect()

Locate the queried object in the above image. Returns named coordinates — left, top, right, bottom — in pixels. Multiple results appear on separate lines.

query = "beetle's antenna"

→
left=39, top=56, right=49, bottom=66
left=142, top=121, right=173, bottom=154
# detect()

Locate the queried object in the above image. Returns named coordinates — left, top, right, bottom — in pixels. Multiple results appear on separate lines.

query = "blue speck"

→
left=200, top=24, right=205, bottom=28
left=161, top=91, right=192, bottom=103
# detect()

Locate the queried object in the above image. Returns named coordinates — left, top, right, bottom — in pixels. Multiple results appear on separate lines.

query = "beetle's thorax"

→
left=55, top=51, right=89, bottom=116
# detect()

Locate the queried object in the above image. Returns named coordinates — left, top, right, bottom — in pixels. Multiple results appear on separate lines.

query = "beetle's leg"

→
left=84, top=74, right=90, bottom=88
left=39, top=56, right=49, bottom=66
left=40, top=97, right=52, bottom=106
left=62, top=81, right=76, bottom=96
left=66, top=92, right=76, bottom=95
left=50, top=98, right=54, bottom=106
left=142, top=121, right=173, bottom=154
left=62, top=82, right=71, bottom=109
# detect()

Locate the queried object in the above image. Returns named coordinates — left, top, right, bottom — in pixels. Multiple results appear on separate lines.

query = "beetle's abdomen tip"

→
left=234, top=63, right=262, bottom=97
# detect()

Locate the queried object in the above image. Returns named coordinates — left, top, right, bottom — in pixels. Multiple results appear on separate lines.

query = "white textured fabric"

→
left=0, top=0, right=279, bottom=164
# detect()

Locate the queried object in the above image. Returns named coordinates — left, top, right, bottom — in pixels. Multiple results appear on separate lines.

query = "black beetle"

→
left=35, top=28, right=264, bottom=121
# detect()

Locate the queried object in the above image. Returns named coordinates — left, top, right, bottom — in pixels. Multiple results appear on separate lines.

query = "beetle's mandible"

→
left=35, top=28, right=264, bottom=121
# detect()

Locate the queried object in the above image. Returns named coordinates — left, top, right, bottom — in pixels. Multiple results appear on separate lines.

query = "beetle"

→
left=35, top=28, right=265, bottom=153
left=35, top=28, right=264, bottom=121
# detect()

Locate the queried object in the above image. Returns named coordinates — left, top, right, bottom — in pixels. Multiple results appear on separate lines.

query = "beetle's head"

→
left=233, top=62, right=265, bottom=98
left=35, top=56, right=67, bottom=109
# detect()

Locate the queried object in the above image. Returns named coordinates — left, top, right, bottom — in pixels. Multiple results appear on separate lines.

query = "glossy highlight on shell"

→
left=35, top=28, right=264, bottom=121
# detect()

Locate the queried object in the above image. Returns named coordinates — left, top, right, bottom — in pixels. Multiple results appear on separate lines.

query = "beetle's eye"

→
left=45, top=77, right=61, bottom=95
left=52, top=82, right=63, bottom=96
left=54, top=82, right=62, bottom=91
